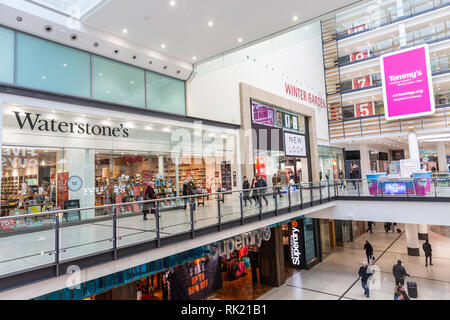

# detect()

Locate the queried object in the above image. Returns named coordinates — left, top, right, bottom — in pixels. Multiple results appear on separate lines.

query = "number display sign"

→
left=352, top=75, right=372, bottom=89
left=380, top=44, right=435, bottom=120
left=354, top=102, right=375, bottom=117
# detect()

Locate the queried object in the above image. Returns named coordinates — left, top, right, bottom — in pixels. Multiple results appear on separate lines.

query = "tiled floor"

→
left=259, top=223, right=450, bottom=300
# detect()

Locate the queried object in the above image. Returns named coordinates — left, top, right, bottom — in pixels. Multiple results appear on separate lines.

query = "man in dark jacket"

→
left=242, top=176, right=252, bottom=206
left=423, top=240, right=433, bottom=266
left=358, top=261, right=371, bottom=298
left=364, top=240, right=375, bottom=264
left=255, top=175, right=268, bottom=206
left=392, top=260, right=411, bottom=285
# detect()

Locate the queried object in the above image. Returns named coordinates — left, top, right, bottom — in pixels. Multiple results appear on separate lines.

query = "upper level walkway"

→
left=1, top=177, right=449, bottom=293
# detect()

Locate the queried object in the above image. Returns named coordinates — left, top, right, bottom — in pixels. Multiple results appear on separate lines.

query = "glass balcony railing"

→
left=338, top=19, right=450, bottom=66
left=336, top=0, right=450, bottom=39
left=339, top=54, right=449, bottom=94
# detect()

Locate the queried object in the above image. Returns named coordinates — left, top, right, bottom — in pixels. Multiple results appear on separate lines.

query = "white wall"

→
left=187, top=21, right=329, bottom=142
left=306, top=200, right=450, bottom=226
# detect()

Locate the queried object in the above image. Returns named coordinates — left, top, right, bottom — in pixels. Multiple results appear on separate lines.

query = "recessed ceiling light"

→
left=208, top=21, right=214, bottom=27
left=192, top=56, right=197, bottom=60
left=238, top=38, right=243, bottom=43
left=293, top=16, right=298, bottom=21
left=122, top=28, right=128, bottom=34
left=170, top=0, right=176, bottom=6
left=161, top=44, right=166, bottom=48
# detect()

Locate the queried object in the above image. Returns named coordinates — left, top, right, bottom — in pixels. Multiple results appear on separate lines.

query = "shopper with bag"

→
left=358, top=261, right=371, bottom=298
left=392, top=260, right=411, bottom=286
left=142, top=181, right=157, bottom=221
left=242, top=176, right=252, bottom=206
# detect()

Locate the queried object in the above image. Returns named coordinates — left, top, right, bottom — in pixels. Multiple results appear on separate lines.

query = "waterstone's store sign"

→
left=208, top=227, right=271, bottom=259
left=13, top=112, right=129, bottom=138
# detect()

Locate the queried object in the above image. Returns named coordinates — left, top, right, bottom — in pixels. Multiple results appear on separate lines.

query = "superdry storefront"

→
left=36, top=221, right=322, bottom=300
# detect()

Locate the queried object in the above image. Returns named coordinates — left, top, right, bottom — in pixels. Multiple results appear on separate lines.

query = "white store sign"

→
left=284, top=131, right=307, bottom=157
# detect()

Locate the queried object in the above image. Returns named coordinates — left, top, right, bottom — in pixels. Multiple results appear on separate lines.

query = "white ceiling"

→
left=83, top=0, right=362, bottom=63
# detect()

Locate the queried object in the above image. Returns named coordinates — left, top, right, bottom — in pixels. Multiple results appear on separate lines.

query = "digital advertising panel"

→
left=380, top=44, right=435, bottom=121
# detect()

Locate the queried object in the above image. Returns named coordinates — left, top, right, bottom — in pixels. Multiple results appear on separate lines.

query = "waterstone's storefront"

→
left=0, top=96, right=240, bottom=230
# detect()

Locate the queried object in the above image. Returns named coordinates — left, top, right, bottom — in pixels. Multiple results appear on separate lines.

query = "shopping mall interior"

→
left=0, top=0, right=450, bottom=305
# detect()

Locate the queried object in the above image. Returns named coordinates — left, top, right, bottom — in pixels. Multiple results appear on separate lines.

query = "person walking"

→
left=242, top=176, right=252, bottom=206
left=142, top=181, right=157, bottom=221
left=251, top=176, right=259, bottom=204
left=255, top=175, right=268, bottom=206
left=392, top=260, right=411, bottom=286
left=423, top=240, right=433, bottom=267
left=338, top=170, right=345, bottom=189
left=364, top=240, right=375, bottom=265
left=272, top=171, right=282, bottom=200
left=384, top=222, right=390, bottom=233
left=394, top=284, right=410, bottom=300
left=366, top=221, right=374, bottom=234
left=182, top=175, right=197, bottom=210
left=358, top=261, right=371, bottom=298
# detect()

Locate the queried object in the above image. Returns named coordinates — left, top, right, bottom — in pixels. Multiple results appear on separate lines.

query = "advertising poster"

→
left=169, top=257, right=222, bottom=300
left=251, top=101, right=275, bottom=126
left=254, top=157, right=267, bottom=180
left=380, top=44, right=435, bottom=120
left=56, top=172, right=69, bottom=207
left=221, top=162, right=232, bottom=191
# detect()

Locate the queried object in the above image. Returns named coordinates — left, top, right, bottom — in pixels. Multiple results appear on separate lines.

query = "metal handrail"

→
left=0, top=182, right=319, bottom=221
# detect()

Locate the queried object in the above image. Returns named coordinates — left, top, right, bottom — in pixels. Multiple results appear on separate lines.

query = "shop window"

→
left=47, top=290, right=61, bottom=300
left=342, top=105, right=355, bottom=119
left=92, top=55, right=145, bottom=108
left=61, top=288, right=73, bottom=300
left=104, top=274, right=114, bottom=290
left=0, top=27, right=14, bottom=84
left=84, top=280, right=96, bottom=297
left=16, top=33, right=91, bottom=98
left=303, top=218, right=316, bottom=262
left=73, top=284, right=84, bottom=300
left=95, top=278, right=105, bottom=294
left=146, top=71, right=186, bottom=115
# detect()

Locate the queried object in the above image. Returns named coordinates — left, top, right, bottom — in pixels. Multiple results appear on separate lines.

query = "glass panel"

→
left=92, top=55, right=145, bottom=108
left=146, top=71, right=186, bottom=115
left=303, top=218, right=316, bottom=262
left=16, top=33, right=91, bottom=97
left=29, top=0, right=106, bottom=19
left=0, top=27, right=14, bottom=84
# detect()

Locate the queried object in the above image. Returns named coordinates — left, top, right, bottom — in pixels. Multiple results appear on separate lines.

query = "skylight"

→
left=28, top=0, right=107, bottom=19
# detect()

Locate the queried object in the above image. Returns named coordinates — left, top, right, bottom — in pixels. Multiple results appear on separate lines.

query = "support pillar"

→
left=436, top=142, right=448, bottom=172
left=405, top=224, right=420, bottom=256
left=359, top=144, right=371, bottom=178
left=408, top=131, right=428, bottom=241
left=259, top=226, right=285, bottom=287
left=418, top=224, right=429, bottom=241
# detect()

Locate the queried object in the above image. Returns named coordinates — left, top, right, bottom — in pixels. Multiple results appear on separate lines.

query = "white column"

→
left=418, top=224, right=429, bottom=241
left=158, top=155, right=164, bottom=177
left=359, top=144, right=371, bottom=178
left=408, top=131, right=420, bottom=160
left=398, top=24, right=407, bottom=48
left=396, top=0, right=404, bottom=18
left=408, top=131, right=428, bottom=240
left=65, top=149, right=96, bottom=220
left=404, top=223, right=420, bottom=256
left=436, top=142, right=448, bottom=172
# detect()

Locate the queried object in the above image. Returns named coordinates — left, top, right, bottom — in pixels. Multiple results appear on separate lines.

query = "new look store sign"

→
left=284, top=131, right=306, bottom=157
left=380, top=44, right=435, bottom=121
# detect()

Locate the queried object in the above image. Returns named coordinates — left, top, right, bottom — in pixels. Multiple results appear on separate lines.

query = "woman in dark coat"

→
left=143, top=181, right=157, bottom=220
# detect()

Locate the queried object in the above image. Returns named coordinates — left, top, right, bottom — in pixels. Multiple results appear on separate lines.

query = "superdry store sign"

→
left=289, top=220, right=306, bottom=268
left=380, top=44, right=435, bottom=120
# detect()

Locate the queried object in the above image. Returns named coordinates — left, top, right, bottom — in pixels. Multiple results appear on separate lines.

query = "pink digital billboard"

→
left=380, top=44, right=435, bottom=120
